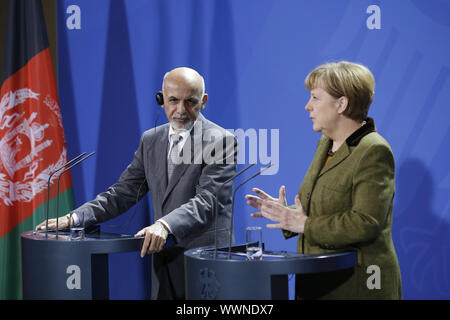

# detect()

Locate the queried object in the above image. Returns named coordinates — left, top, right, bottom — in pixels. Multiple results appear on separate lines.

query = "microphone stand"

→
left=227, top=163, right=272, bottom=259
left=55, top=152, right=95, bottom=239
left=45, top=152, right=86, bottom=238
left=213, top=163, right=255, bottom=258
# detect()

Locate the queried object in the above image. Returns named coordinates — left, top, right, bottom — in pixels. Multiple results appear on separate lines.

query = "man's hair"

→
left=162, top=68, right=206, bottom=97
left=305, top=61, right=375, bottom=121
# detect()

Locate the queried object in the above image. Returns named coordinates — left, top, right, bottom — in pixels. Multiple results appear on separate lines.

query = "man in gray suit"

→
left=37, top=67, right=237, bottom=299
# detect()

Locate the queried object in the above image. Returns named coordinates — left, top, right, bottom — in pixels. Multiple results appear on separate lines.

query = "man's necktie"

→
left=167, top=133, right=182, bottom=183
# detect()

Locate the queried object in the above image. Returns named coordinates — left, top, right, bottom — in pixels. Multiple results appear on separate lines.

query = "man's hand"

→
left=35, top=214, right=73, bottom=231
left=134, top=221, right=169, bottom=257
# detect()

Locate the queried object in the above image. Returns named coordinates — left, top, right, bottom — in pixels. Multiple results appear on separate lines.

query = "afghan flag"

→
left=0, top=0, right=75, bottom=299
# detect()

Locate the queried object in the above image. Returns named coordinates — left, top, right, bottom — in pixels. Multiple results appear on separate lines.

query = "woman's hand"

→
left=245, top=186, right=287, bottom=217
left=260, top=194, right=307, bottom=233
left=246, top=187, right=307, bottom=234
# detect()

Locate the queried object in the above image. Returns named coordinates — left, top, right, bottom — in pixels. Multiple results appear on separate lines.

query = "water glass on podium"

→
left=246, top=226, right=263, bottom=260
left=70, top=212, right=85, bottom=240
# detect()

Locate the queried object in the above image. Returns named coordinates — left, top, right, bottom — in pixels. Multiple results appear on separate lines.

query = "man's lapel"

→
left=155, top=126, right=169, bottom=192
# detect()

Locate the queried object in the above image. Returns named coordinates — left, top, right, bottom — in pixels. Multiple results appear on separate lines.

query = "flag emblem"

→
left=0, top=88, right=68, bottom=206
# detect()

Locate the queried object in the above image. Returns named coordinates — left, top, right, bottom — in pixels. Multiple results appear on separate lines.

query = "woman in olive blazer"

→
left=246, top=61, right=402, bottom=299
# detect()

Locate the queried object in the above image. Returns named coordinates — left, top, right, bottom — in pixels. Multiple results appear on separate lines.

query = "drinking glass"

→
left=246, top=226, right=263, bottom=260
left=70, top=211, right=85, bottom=240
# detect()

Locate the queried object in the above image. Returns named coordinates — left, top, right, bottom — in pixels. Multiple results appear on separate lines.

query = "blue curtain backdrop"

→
left=57, top=0, right=450, bottom=299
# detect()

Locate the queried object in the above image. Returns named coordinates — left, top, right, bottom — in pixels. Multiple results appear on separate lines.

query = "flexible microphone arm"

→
left=55, top=152, right=95, bottom=239
left=213, top=163, right=256, bottom=258
left=227, top=163, right=273, bottom=259
left=45, top=152, right=86, bottom=238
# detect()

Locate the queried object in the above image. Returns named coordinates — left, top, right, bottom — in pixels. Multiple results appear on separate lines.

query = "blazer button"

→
left=306, top=192, right=311, bottom=200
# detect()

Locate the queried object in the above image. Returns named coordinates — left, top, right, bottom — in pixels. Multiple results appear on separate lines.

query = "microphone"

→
left=227, top=163, right=273, bottom=259
left=213, top=163, right=256, bottom=258
left=45, top=152, right=87, bottom=238
left=55, top=152, right=95, bottom=238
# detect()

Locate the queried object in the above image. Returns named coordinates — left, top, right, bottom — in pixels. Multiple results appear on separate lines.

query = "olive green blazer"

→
left=285, top=118, right=402, bottom=299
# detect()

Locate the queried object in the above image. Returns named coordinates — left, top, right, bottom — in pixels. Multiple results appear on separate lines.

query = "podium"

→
left=184, top=245, right=357, bottom=300
left=21, top=230, right=143, bottom=300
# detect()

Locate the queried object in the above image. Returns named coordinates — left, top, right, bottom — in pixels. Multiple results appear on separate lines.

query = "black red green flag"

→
left=0, top=0, right=75, bottom=299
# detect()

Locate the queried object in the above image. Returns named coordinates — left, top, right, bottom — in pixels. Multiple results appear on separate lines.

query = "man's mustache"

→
left=172, top=114, right=191, bottom=120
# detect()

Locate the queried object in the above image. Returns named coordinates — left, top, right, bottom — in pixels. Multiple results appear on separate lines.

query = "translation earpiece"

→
left=156, top=91, right=164, bottom=106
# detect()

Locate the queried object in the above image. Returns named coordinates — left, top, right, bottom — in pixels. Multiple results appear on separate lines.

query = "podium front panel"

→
left=21, top=230, right=143, bottom=300
left=184, top=245, right=356, bottom=300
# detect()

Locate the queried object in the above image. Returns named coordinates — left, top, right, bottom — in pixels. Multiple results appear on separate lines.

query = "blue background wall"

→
left=57, top=0, right=450, bottom=299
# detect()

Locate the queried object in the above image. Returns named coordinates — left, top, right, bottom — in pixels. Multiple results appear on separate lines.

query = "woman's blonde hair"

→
left=305, top=61, right=375, bottom=121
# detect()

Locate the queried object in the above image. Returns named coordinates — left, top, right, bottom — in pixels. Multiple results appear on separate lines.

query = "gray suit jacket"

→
left=75, top=113, right=237, bottom=299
